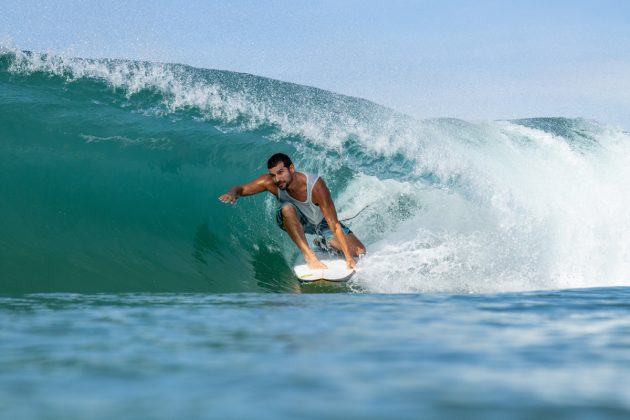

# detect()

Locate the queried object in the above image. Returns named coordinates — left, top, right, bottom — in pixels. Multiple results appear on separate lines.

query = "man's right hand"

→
left=218, top=192, right=238, bottom=204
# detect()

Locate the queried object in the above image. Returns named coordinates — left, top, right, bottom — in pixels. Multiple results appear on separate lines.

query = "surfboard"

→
left=293, top=251, right=355, bottom=282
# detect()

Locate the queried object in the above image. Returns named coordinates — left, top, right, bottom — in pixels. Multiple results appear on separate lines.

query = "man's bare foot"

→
left=306, top=255, right=327, bottom=269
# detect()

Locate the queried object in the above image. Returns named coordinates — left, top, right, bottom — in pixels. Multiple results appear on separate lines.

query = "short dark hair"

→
left=267, top=153, right=293, bottom=169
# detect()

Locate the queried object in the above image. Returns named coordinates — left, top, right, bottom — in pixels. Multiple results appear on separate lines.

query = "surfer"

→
left=219, top=153, right=365, bottom=269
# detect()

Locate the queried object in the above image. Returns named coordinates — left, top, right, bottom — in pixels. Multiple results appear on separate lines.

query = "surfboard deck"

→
left=293, top=250, right=355, bottom=283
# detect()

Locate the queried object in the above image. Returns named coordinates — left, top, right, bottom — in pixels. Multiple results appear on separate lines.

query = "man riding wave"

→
left=219, top=153, right=366, bottom=269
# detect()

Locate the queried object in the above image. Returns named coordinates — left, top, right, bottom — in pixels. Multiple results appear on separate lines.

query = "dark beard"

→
left=277, top=176, right=291, bottom=190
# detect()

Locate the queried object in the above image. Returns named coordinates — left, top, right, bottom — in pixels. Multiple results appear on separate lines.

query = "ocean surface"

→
left=2, top=49, right=630, bottom=418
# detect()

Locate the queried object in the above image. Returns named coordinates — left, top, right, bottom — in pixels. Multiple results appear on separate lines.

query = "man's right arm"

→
left=218, top=174, right=274, bottom=204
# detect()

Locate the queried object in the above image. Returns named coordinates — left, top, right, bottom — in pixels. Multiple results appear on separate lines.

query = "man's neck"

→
left=286, top=172, right=306, bottom=196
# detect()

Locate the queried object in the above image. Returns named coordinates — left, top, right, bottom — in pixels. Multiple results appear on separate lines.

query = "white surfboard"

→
left=293, top=253, right=355, bottom=282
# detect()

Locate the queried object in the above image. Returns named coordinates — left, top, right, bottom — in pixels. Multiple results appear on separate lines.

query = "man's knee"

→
left=350, top=235, right=366, bottom=256
left=282, top=203, right=297, bottom=217
left=281, top=203, right=298, bottom=221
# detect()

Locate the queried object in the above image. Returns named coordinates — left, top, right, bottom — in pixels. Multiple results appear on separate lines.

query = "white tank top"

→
left=277, top=172, right=324, bottom=225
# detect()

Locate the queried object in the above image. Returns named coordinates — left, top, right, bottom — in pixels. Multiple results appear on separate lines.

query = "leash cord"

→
left=340, top=205, right=370, bottom=222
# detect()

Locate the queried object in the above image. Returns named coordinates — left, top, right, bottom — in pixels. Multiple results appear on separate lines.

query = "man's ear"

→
left=289, top=164, right=295, bottom=173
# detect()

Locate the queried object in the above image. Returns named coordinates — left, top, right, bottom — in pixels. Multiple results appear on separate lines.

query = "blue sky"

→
left=2, top=0, right=630, bottom=128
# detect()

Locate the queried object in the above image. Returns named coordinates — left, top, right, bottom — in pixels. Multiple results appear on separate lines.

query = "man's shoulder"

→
left=258, top=173, right=277, bottom=194
left=253, top=173, right=273, bottom=184
left=311, top=176, right=331, bottom=203
left=312, top=176, right=327, bottom=188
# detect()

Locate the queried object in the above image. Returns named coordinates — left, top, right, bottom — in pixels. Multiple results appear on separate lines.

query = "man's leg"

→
left=329, top=233, right=366, bottom=257
left=280, top=204, right=327, bottom=269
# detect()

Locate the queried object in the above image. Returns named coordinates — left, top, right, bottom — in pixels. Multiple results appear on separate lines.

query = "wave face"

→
left=2, top=50, right=630, bottom=293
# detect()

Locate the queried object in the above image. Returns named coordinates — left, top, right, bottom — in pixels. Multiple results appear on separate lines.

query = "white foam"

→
left=349, top=121, right=630, bottom=293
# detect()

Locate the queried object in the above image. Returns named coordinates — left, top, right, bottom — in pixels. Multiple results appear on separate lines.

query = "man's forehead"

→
left=269, top=162, right=287, bottom=173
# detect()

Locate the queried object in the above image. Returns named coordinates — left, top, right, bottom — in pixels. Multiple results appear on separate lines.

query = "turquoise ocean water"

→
left=2, top=49, right=630, bottom=418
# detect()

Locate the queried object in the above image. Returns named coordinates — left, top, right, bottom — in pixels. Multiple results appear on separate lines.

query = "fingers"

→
left=218, top=193, right=237, bottom=204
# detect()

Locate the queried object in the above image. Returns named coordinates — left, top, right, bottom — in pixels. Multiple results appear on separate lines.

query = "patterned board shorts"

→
left=275, top=203, right=352, bottom=243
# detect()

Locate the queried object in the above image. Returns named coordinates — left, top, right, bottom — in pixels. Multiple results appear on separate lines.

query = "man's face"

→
left=269, top=162, right=294, bottom=190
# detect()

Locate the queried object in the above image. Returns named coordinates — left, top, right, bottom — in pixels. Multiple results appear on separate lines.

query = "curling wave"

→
left=1, top=49, right=629, bottom=293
